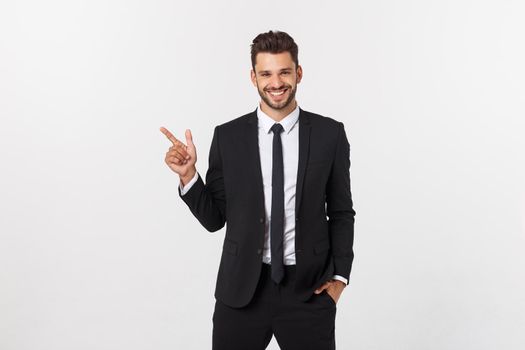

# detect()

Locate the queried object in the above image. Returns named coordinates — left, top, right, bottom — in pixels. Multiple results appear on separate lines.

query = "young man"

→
left=161, top=30, right=355, bottom=350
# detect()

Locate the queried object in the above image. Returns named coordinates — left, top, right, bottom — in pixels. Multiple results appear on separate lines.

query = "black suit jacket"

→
left=178, top=108, right=355, bottom=308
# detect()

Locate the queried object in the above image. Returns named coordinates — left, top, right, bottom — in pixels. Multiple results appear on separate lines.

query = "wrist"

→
left=180, top=168, right=196, bottom=186
left=332, top=279, right=346, bottom=289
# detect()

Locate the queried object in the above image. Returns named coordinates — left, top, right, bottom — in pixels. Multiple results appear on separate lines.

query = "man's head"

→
left=250, top=30, right=303, bottom=112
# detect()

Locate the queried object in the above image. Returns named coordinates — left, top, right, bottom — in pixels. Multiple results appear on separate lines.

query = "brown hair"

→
left=250, top=30, right=299, bottom=71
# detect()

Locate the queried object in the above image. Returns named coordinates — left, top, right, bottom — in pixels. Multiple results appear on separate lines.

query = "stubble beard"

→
left=257, top=83, right=297, bottom=111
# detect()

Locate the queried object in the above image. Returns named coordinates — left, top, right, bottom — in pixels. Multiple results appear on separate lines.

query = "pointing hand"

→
left=160, top=126, right=197, bottom=184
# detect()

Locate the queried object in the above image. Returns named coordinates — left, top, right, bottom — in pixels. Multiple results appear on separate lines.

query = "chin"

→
left=263, top=95, right=294, bottom=110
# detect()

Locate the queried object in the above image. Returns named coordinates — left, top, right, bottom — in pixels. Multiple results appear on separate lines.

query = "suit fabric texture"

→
left=178, top=108, right=355, bottom=308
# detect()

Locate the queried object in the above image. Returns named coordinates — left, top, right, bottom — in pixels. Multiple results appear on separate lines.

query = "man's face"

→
left=251, top=52, right=303, bottom=110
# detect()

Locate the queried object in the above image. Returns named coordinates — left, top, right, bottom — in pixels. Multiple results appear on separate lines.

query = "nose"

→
left=268, top=74, right=284, bottom=89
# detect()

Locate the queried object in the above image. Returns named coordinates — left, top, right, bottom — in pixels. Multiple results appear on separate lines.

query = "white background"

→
left=1, top=0, right=524, bottom=349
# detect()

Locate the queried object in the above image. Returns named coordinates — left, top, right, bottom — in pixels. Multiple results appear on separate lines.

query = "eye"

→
left=281, top=71, right=290, bottom=75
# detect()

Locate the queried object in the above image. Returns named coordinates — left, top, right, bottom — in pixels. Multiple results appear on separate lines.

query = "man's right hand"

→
left=160, top=126, right=197, bottom=186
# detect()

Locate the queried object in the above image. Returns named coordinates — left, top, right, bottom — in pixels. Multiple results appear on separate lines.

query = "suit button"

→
left=296, top=249, right=302, bottom=253
left=257, top=249, right=263, bottom=255
left=259, top=217, right=264, bottom=223
left=295, top=217, right=299, bottom=221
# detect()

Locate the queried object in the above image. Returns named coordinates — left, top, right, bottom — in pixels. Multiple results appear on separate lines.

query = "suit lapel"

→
left=246, top=110, right=266, bottom=218
left=295, top=108, right=311, bottom=215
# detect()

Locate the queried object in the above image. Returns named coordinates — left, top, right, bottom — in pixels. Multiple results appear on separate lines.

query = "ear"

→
left=250, top=69, right=257, bottom=87
left=296, top=65, right=303, bottom=84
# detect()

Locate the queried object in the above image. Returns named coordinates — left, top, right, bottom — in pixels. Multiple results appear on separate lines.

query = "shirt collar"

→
left=256, top=103, right=300, bottom=135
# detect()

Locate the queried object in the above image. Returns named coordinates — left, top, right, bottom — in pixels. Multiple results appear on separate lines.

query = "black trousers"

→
left=212, top=263, right=337, bottom=350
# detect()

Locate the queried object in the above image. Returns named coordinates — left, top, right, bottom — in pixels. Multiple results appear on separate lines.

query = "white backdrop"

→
left=1, top=0, right=524, bottom=349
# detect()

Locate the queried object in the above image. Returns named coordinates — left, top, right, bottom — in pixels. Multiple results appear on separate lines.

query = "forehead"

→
left=254, top=51, right=296, bottom=71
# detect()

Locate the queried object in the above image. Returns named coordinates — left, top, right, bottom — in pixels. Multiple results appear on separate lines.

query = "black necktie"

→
left=270, top=123, right=285, bottom=284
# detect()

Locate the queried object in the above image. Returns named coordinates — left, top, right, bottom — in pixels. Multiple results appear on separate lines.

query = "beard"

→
left=257, top=82, right=297, bottom=110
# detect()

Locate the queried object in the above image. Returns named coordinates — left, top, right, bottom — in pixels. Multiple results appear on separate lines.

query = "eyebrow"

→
left=258, top=68, right=293, bottom=74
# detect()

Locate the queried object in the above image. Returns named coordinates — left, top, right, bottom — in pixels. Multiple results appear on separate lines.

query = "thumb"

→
left=315, top=282, right=330, bottom=294
left=185, top=129, right=194, bottom=148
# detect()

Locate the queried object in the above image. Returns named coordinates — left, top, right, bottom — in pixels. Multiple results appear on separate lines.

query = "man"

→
left=160, top=30, right=355, bottom=350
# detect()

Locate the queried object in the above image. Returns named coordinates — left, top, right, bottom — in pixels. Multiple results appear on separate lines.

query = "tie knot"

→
left=270, top=123, right=284, bottom=135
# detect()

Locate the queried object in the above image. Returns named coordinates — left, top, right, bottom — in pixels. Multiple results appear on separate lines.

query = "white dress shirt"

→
left=179, top=104, right=347, bottom=285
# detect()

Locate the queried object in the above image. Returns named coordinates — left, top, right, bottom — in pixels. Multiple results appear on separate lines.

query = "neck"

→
left=260, top=100, right=297, bottom=122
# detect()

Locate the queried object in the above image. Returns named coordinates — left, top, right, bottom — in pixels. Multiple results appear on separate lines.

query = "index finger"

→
left=159, top=126, right=179, bottom=146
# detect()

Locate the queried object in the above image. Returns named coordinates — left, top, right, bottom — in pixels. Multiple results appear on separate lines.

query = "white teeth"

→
left=269, top=90, right=285, bottom=96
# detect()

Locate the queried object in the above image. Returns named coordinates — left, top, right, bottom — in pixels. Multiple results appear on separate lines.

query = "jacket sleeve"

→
left=178, top=126, right=226, bottom=232
left=326, top=122, right=356, bottom=280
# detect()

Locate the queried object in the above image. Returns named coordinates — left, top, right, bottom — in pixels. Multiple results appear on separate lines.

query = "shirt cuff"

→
left=179, top=172, right=199, bottom=196
left=332, top=275, right=348, bottom=285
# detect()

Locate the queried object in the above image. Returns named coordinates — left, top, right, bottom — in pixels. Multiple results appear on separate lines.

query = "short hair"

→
left=250, top=30, right=299, bottom=71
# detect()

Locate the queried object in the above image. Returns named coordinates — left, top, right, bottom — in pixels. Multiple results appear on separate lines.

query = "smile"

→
left=267, top=89, right=287, bottom=96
